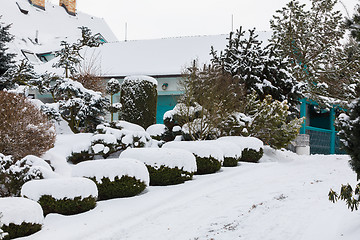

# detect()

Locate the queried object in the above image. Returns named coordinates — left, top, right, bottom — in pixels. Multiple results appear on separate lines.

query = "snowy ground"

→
left=19, top=147, right=360, bottom=240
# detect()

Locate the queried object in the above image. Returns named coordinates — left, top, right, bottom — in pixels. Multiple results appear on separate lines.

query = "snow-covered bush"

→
left=106, top=78, right=121, bottom=122
left=0, top=197, right=43, bottom=240
left=217, top=136, right=264, bottom=163
left=162, top=141, right=223, bottom=175
left=21, top=178, right=98, bottom=216
left=72, top=158, right=149, bottom=200
left=120, top=76, right=158, bottom=129
left=0, top=154, right=46, bottom=197
left=0, top=213, right=8, bottom=240
left=146, top=124, right=166, bottom=141
left=120, top=148, right=197, bottom=186
left=0, top=91, right=55, bottom=160
left=202, top=140, right=242, bottom=167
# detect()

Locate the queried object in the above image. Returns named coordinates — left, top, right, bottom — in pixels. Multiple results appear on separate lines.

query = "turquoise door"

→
left=156, top=95, right=180, bottom=123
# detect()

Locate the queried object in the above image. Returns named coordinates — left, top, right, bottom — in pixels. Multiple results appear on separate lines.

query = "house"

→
left=1, top=1, right=340, bottom=155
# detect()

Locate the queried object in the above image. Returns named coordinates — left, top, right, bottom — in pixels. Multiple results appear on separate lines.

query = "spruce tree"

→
left=0, top=16, right=15, bottom=84
left=270, top=0, right=354, bottom=108
left=346, top=3, right=360, bottom=42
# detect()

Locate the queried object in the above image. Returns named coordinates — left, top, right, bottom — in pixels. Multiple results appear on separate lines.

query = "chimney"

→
left=59, top=0, right=76, bottom=16
left=29, top=0, right=45, bottom=10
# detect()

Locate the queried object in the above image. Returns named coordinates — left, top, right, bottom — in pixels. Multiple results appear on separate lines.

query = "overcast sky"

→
left=49, top=0, right=359, bottom=41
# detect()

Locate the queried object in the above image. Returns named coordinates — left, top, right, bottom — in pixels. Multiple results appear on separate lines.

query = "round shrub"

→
left=21, top=178, right=98, bottom=216
left=72, top=158, right=149, bottom=200
left=120, top=148, right=197, bottom=185
left=37, top=195, right=96, bottom=216
left=146, top=124, right=166, bottom=141
left=204, top=140, right=242, bottom=167
left=240, top=148, right=264, bottom=163
left=223, top=157, right=239, bottom=167
left=0, top=197, right=43, bottom=239
left=146, top=165, right=193, bottom=186
left=162, top=141, right=223, bottom=175
left=89, top=175, right=146, bottom=200
left=0, top=91, right=55, bottom=160
left=120, top=75, right=158, bottom=129
left=194, top=154, right=222, bottom=175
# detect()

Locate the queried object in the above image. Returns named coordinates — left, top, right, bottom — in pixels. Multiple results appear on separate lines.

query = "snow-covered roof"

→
left=0, top=0, right=118, bottom=63
left=93, top=32, right=271, bottom=77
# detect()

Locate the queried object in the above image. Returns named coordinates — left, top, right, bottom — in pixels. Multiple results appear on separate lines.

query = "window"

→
left=21, top=50, right=40, bottom=63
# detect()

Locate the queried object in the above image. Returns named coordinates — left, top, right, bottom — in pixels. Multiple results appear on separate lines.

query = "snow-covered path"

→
left=20, top=149, right=360, bottom=240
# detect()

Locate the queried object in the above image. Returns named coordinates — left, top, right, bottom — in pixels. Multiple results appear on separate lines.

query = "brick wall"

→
left=59, top=0, right=76, bottom=16
left=29, top=0, right=45, bottom=10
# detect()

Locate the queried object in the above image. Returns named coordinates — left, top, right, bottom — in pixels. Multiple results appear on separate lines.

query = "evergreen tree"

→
left=0, top=59, right=38, bottom=90
left=211, top=27, right=302, bottom=114
left=0, top=16, right=15, bottom=83
left=346, top=3, right=360, bottom=42
left=270, top=0, right=356, bottom=108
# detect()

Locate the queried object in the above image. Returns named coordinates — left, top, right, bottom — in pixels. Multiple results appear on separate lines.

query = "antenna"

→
left=125, top=22, right=128, bottom=42
left=231, top=14, right=234, bottom=32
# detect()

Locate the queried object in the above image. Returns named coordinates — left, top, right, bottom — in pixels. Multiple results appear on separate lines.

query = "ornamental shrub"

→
left=90, top=176, right=146, bottom=200
left=120, top=76, right=158, bottom=129
left=240, top=148, right=264, bottom=163
left=67, top=150, right=94, bottom=164
left=0, top=154, right=43, bottom=197
left=194, top=155, right=222, bottom=175
left=0, top=91, right=55, bottom=160
left=223, top=157, right=239, bottom=167
left=38, top=195, right=96, bottom=216
left=1, top=222, right=41, bottom=240
left=146, top=165, right=193, bottom=186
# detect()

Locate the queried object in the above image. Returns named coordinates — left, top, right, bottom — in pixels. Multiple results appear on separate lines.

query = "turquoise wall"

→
left=157, top=95, right=180, bottom=123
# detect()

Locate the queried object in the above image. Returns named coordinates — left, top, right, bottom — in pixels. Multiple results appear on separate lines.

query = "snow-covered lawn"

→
left=19, top=147, right=360, bottom=240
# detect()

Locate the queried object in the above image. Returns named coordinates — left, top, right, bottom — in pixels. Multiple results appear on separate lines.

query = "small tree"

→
left=0, top=91, right=56, bottom=160
left=120, top=76, right=157, bottom=129
left=106, top=78, right=121, bottom=122
left=0, top=16, right=15, bottom=77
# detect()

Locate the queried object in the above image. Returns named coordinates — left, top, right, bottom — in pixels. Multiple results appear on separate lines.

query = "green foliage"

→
left=1, top=222, right=41, bottom=240
left=270, top=0, right=358, bottom=108
left=146, top=165, right=193, bottom=186
left=0, top=16, right=15, bottom=79
left=0, top=154, right=43, bottom=197
left=240, top=148, right=264, bottom=163
left=221, top=93, right=303, bottom=149
left=120, top=77, right=157, bottom=129
left=38, top=195, right=96, bottom=216
left=338, top=97, right=360, bottom=179
left=329, top=183, right=360, bottom=211
left=223, top=157, right=239, bottom=167
left=194, top=155, right=222, bottom=175
left=90, top=176, right=146, bottom=200
left=67, top=150, right=94, bottom=164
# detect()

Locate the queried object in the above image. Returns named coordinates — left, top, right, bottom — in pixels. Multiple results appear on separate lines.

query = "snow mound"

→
left=217, top=136, right=264, bottom=151
left=72, top=158, right=150, bottom=186
left=124, top=75, right=158, bottom=86
left=112, top=121, right=146, bottom=132
left=0, top=197, right=43, bottom=225
left=202, top=140, right=242, bottom=158
left=91, top=134, right=117, bottom=145
left=120, top=148, right=197, bottom=173
left=162, top=141, right=224, bottom=161
left=146, top=124, right=166, bottom=137
left=21, top=178, right=98, bottom=201
left=22, top=155, right=59, bottom=179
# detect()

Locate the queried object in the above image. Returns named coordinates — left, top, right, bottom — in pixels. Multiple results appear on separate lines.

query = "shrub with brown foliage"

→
left=0, top=91, right=56, bottom=160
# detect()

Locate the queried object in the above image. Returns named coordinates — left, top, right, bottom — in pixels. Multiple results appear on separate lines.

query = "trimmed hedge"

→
left=240, top=148, right=264, bottom=163
left=67, top=150, right=94, bottom=164
left=1, top=222, right=41, bottom=240
left=38, top=195, right=97, bottom=216
left=146, top=165, right=193, bottom=186
left=90, top=176, right=147, bottom=201
left=194, top=155, right=222, bottom=175
left=223, top=157, right=239, bottom=167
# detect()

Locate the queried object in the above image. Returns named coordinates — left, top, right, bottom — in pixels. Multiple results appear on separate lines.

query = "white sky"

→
left=49, top=0, right=359, bottom=41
